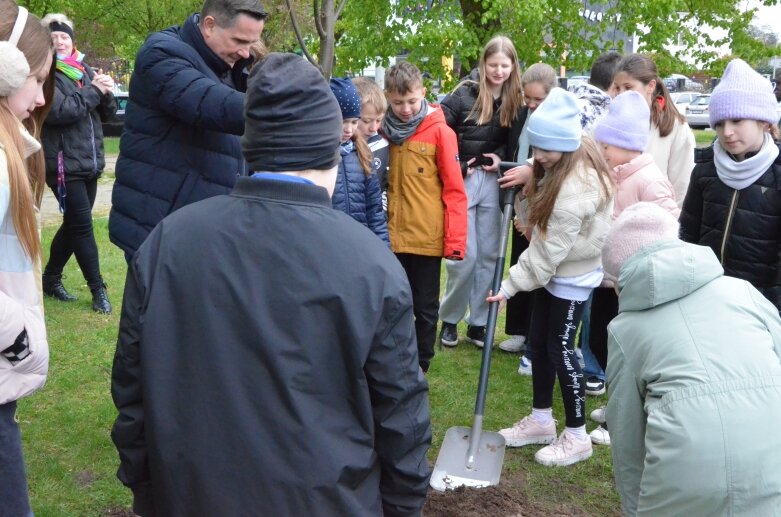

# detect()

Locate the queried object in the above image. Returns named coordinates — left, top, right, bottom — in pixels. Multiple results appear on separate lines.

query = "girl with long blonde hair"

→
left=0, top=0, right=55, bottom=512
left=438, top=35, right=523, bottom=347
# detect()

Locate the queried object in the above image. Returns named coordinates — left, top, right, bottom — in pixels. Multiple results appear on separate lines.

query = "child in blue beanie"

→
left=329, top=78, right=389, bottom=245
left=487, top=87, right=614, bottom=467
left=680, top=58, right=781, bottom=313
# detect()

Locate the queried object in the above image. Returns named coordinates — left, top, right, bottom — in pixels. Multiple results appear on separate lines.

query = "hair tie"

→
left=9, top=6, right=28, bottom=46
left=655, top=95, right=665, bottom=111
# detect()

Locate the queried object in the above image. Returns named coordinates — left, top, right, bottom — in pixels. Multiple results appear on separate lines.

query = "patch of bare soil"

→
left=74, top=470, right=98, bottom=488
left=423, top=471, right=587, bottom=517
left=102, top=508, right=135, bottom=517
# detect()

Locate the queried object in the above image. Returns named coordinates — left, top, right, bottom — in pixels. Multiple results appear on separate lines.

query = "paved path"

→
left=41, top=156, right=116, bottom=225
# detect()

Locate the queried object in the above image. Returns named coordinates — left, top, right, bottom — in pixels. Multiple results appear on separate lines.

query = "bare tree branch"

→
left=314, top=0, right=326, bottom=39
left=335, top=0, right=348, bottom=21
left=284, top=0, right=321, bottom=69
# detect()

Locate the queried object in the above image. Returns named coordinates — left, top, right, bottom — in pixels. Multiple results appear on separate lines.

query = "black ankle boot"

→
left=89, top=281, right=112, bottom=314
left=42, top=274, right=77, bottom=302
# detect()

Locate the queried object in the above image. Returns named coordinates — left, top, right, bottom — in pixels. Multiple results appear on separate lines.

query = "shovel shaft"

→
left=465, top=415, right=484, bottom=469
left=465, top=168, right=519, bottom=468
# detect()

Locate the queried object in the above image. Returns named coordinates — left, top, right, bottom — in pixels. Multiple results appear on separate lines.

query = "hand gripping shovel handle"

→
left=465, top=162, right=522, bottom=469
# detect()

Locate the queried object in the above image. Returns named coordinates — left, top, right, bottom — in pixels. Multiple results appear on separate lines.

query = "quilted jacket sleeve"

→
left=45, top=73, right=102, bottom=126
left=436, top=124, right=467, bottom=259
left=137, top=41, right=245, bottom=135
left=365, top=173, right=390, bottom=246
left=679, top=165, right=705, bottom=243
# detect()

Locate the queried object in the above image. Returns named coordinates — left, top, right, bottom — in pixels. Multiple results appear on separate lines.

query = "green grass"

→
left=693, top=129, right=716, bottom=147
left=103, top=138, right=120, bottom=156
left=22, top=220, right=619, bottom=515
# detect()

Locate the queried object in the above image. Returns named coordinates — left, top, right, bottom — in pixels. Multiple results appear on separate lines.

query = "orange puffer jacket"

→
left=386, top=106, right=467, bottom=258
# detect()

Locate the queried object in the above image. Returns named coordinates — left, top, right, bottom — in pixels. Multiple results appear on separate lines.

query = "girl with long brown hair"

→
left=0, top=0, right=55, bottom=512
left=487, top=88, right=613, bottom=467
left=612, top=54, right=695, bottom=205
left=329, top=78, right=389, bottom=244
left=438, top=35, right=523, bottom=348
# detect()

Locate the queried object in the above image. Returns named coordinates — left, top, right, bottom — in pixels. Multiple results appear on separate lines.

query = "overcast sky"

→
left=746, top=0, right=781, bottom=38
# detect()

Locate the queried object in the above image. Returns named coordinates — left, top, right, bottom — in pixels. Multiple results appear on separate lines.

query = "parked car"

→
left=102, top=91, right=128, bottom=137
left=664, top=74, right=704, bottom=93
left=685, top=94, right=711, bottom=129
left=566, top=75, right=590, bottom=91
left=671, top=91, right=700, bottom=114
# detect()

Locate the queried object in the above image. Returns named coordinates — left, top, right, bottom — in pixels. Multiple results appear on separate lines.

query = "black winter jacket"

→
left=332, top=146, right=389, bottom=244
left=41, top=67, right=117, bottom=183
left=680, top=144, right=781, bottom=311
left=440, top=70, right=508, bottom=174
left=111, top=177, right=432, bottom=517
left=109, top=13, right=252, bottom=256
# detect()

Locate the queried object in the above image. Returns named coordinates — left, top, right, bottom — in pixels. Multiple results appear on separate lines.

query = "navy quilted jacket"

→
left=109, top=13, right=251, bottom=256
left=332, top=144, right=389, bottom=245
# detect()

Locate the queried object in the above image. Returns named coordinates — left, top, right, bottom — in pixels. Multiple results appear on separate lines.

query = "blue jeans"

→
left=579, top=292, right=605, bottom=381
left=0, top=402, right=32, bottom=517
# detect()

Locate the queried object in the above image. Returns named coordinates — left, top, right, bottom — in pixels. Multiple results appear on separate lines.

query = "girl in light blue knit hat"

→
left=680, top=58, right=781, bottom=313
left=487, top=87, right=614, bottom=467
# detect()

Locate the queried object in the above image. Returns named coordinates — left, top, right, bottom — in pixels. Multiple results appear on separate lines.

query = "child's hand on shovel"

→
left=486, top=290, right=507, bottom=312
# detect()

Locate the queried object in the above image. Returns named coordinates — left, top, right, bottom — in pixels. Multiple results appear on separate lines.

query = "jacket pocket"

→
left=403, top=141, right=437, bottom=178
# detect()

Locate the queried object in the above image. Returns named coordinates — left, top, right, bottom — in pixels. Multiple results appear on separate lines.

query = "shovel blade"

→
left=429, top=426, right=506, bottom=491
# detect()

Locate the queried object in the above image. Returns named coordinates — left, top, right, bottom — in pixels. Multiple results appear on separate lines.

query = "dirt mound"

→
left=424, top=473, right=587, bottom=517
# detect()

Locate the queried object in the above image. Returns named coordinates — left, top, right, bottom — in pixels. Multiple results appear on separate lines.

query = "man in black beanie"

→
left=111, top=53, right=432, bottom=517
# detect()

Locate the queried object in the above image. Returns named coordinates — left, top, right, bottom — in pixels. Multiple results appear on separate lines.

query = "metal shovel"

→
left=430, top=162, right=521, bottom=491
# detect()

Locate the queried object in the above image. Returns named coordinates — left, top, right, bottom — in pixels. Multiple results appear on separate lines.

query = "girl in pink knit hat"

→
left=680, top=58, right=781, bottom=314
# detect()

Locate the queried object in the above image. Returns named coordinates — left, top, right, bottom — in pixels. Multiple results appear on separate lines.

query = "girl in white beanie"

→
left=680, top=58, right=781, bottom=314
left=0, top=1, right=55, bottom=513
left=487, top=87, right=613, bottom=467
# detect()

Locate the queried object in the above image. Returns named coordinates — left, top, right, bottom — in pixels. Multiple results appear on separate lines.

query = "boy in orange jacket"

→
left=382, top=61, right=467, bottom=372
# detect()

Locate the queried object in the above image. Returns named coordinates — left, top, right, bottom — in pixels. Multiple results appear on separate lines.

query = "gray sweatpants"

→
left=439, top=168, right=502, bottom=327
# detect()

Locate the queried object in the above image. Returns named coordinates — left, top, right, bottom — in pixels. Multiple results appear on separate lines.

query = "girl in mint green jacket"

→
left=602, top=203, right=781, bottom=516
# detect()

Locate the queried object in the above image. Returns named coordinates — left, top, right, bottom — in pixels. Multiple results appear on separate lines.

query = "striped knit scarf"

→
left=56, top=49, right=86, bottom=82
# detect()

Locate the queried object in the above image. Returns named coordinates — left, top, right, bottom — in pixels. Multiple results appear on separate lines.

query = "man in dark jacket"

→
left=111, top=53, right=432, bottom=517
left=109, top=0, right=266, bottom=260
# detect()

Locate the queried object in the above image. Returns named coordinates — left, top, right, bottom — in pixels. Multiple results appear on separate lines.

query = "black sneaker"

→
left=439, top=322, right=458, bottom=347
left=465, top=325, right=486, bottom=348
left=585, top=376, right=606, bottom=396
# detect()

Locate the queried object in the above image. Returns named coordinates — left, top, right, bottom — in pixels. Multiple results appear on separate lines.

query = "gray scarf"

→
left=714, top=132, right=778, bottom=190
left=381, top=100, right=429, bottom=144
